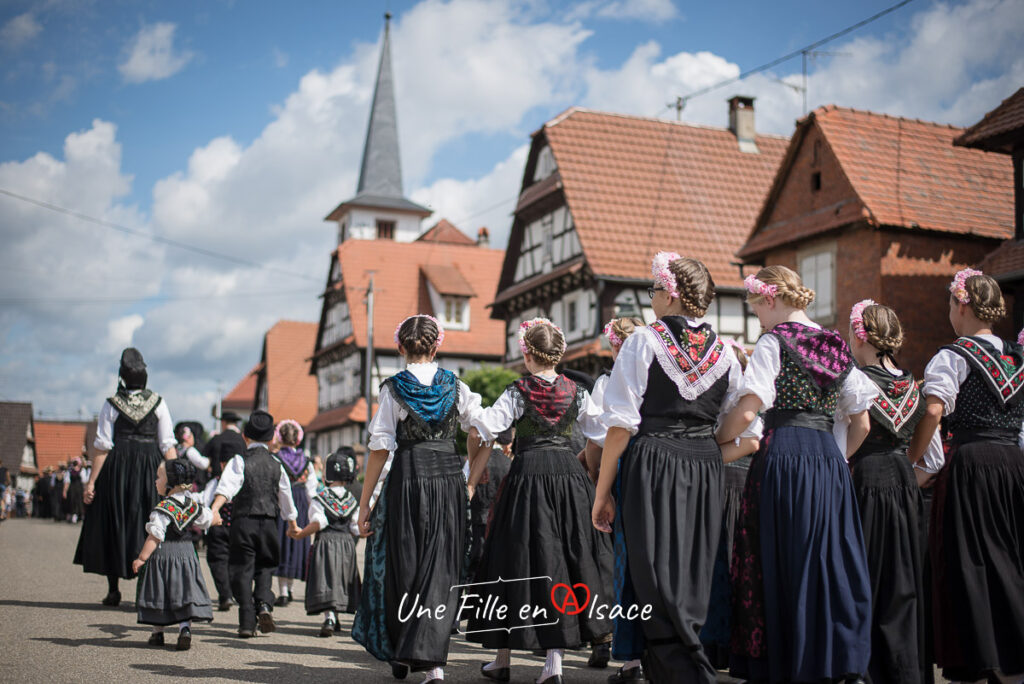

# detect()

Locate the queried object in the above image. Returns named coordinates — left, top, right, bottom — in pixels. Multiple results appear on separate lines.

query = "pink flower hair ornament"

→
left=849, top=299, right=877, bottom=342
left=949, top=268, right=983, bottom=304
left=651, top=251, right=682, bottom=299
left=722, top=337, right=747, bottom=355
left=1017, top=326, right=1024, bottom=347
left=518, top=317, right=566, bottom=356
left=393, top=314, right=445, bottom=349
left=274, top=419, right=304, bottom=445
left=603, top=320, right=624, bottom=348
left=744, top=274, right=778, bottom=299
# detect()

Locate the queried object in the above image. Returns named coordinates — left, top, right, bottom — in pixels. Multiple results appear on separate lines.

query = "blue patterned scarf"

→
left=388, top=368, right=458, bottom=425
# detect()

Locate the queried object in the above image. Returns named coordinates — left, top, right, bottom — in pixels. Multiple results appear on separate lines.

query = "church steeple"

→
left=324, top=12, right=432, bottom=242
left=357, top=12, right=403, bottom=198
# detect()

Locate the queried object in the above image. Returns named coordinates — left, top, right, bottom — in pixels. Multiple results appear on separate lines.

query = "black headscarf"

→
left=165, top=458, right=197, bottom=490
left=117, top=347, right=148, bottom=395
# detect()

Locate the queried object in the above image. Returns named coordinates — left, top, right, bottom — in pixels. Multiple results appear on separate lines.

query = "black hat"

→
left=244, top=410, right=275, bottom=442
left=220, top=411, right=241, bottom=423
left=325, top=447, right=357, bottom=484
left=165, top=458, right=197, bottom=489
left=119, top=347, right=147, bottom=390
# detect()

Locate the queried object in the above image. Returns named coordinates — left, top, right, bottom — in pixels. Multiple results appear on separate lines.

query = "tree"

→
left=461, top=366, right=521, bottom=407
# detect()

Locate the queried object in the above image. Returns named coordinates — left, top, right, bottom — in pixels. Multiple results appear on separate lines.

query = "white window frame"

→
left=798, top=243, right=837, bottom=325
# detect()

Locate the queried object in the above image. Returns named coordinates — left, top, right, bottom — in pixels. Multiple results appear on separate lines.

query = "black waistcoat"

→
left=233, top=446, right=280, bottom=518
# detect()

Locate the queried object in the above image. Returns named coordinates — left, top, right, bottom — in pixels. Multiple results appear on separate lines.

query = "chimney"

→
left=728, top=96, right=759, bottom=154
left=477, top=226, right=490, bottom=247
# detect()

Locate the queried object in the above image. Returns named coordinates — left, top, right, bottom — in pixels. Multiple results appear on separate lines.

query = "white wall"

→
left=341, top=207, right=423, bottom=243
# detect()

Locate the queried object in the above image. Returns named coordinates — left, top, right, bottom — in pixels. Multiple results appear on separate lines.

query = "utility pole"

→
left=363, top=273, right=375, bottom=446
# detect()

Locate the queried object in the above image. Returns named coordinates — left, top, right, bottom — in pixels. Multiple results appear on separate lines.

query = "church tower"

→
left=324, top=13, right=431, bottom=243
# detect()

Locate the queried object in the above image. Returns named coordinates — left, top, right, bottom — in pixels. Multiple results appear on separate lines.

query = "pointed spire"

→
left=357, top=13, right=403, bottom=198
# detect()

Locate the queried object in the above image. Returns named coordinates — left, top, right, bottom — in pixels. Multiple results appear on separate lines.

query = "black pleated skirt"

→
left=136, top=540, right=214, bottom=626
left=73, top=437, right=164, bottom=578
left=352, top=440, right=468, bottom=671
left=66, top=478, right=85, bottom=520
left=852, top=449, right=925, bottom=684
left=931, top=439, right=1024, bottom=681
left=275, top=483, right=310, bottom=580
left=305, top=527, right=361, bottom=614
left=466, top=447, right=613, bottom=651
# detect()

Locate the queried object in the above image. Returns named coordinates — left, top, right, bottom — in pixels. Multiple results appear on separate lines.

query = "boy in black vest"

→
left=210, top=410, right=299, bottom=637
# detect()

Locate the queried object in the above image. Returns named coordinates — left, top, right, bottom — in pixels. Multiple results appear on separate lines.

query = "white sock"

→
left=286, top=578, right=294, bottom=594
left=277, top=577, right=287, bottom=595
left=623, top=659, right=641, bottom=671
left=178, top=621, right=190, bottom=631
left=324, top=610, right=337, bottom=623
left=421, top=666, right=443, bottom=681
left=484, top=649, right=511, bottom=670
left=538, top=648, right=563, bottom=681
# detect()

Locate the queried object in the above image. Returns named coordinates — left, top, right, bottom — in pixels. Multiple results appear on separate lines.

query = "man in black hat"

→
left=201, top=411, right=246, bottom=610
left=210, top=410, right=299, bottom=637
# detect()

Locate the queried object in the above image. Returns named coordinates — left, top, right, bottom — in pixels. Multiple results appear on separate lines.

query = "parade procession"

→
left=1, top=2, right=1023, bottom=683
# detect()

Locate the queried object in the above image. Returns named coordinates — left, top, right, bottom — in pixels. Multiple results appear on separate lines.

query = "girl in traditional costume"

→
left=290, top=446, right=361, bottom=636
left=717, top=265, right=876, bottom=684
left=592, top=253, right=743, bottom=684
left=846, top=300, right=938, bottom=684
left=273, top=419, right=318, bottom=606
left=74, top=348, right=177, bottom=606
left=467, top=317, right=612, bottom=684
left=908, top=269, right=1024, bottom=684
left=353, top=315, right=482, bottom=684
left=133, top=458, right=214, bottom=651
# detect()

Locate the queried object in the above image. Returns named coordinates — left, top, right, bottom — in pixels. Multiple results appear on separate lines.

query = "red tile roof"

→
left=981, top=239, right=1024, bottom=279
left=416, top=219, right=477, bottom=245
left=954, top=88, right=1024, bottom=154
left=222, top=364, right=258, bottom=411
left=259, top=321, right=319, bottom=427
left=329, top=239, right=506, bottom=357
left=304, top=398, right=375, bottom=433
left=539, top=108, right=789, bottom=288
left=741, top=106, right=1014, bottom=257
left=421, top=263, right=476, bottom=296
left=34, top=421, right=88, bottom=471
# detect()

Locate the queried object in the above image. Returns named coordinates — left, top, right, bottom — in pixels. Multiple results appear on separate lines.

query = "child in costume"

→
left=289, top=446, right=362, bottom=636
left=592, top=254, right=743, bottom=684
left=908, top=269, right=1024, bottom=683
left=272, top=418, right=319, bottom=606
left=467, top=317, right=613, bottom=684
left=352, top=314, right=483, bottom=684
left=717, top=265, right=876, bottom=683
left=133, top=458, right=214, bottom=650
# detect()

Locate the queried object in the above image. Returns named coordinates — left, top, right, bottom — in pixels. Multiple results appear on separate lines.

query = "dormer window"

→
left=443, top=296, right=467, bottom=326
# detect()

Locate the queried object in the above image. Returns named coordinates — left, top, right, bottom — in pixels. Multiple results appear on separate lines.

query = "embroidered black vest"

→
left=768, top=323, right=853, bottom=418
left=383, top=377, right=461, bottom=445
left=315, top=485, right=358, bottom=532
left=153, top=495, right=202, bottom=542
left=233, top=446, right=280, bottom=518
left=510, top=375, right=582, bottom=450
left=943, top=336, right=1024, bottom=437
left=853, top=366, right=925, bottom=456
left=109, top=391, right=162, bottom=443
left=637, top=317, right=731, bottom=427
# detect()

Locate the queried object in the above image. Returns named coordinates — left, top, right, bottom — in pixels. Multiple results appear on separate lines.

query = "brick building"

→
left=251, top=320, right=319, bottom=427
left=491, top=97, right=789, bottom=375
left=0, top=402, right=38, bottom=491
left=33, top=420, right=94, bottom=472
left=955, top=88, right=1024, bottom=328
left=738, top=105, right=1015, bottom=374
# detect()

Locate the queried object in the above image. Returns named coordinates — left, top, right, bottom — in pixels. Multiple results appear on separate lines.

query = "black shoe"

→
left=218, top=598, right=232, bottom=612
left=608, top=664, right=644, bottom=683
left=537, top=677, right=563, bottom=684
left=256, top=605, right=275, bottom=634
left=390, top=660, right=410, bottom=680
left=318, top=618, right=336, bottom=637
left=101, top=591, right=121, bottom=607
left=176, top=627, right=191, bottom=651
left=588, top=642, right=611, bottom=668
left=147, top=632, right=164, bottom=646
left=273, top=594, right=290, bottom=607
left=481, top=662, right=510, bottom=682
left=237, top=628, right=256, bottom=638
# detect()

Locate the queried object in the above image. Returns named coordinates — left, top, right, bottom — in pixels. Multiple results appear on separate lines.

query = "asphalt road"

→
left=0, top=518, right=648, bottom=683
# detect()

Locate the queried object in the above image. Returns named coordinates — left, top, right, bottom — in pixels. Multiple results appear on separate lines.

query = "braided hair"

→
left=746, top=265, right=815, bottom=309
left=667, top=257, right=715, bottom=318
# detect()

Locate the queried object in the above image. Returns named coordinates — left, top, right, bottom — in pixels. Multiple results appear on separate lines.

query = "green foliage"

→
left=461, top=365, right=521, bottom=407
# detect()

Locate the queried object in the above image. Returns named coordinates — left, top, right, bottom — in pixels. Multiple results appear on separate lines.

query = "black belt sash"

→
left=636, top=416, right=715, bottom=439
left=950, top=427, right=1018, bottom=447
left=763, top=409, right=834, bottom=433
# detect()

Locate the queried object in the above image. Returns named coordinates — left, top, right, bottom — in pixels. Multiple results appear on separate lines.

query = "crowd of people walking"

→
left=53, top=255, right=1023, bottom=684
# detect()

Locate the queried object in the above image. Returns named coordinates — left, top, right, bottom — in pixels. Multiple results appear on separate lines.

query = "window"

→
left=799, top=248, right=835, bottom=323
left=567, top=300, right=578, bottom=332
left=441, top=296, right=468, bottom=328
left=376, top=220, right=395, bottom=240
left=811, top=172, right=822, bottom=192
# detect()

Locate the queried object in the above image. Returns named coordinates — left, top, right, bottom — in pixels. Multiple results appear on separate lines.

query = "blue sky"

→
left=0, top=0, right=1021, bottom=423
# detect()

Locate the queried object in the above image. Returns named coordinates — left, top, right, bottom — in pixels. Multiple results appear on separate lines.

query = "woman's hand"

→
left=357, top=506, right=373, bottom=537
left=592, top=493, right=615, bottom=533
left=83, top=482, right=95, bottom=505
left=132, top=558, right=145, bottom=574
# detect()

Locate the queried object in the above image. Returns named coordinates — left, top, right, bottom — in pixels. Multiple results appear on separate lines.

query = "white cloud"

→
left=0, top=13, right=42, bottom=50
left=105, top=314, right=145, bottom=354
left=118, top=22, right=193, bottom=84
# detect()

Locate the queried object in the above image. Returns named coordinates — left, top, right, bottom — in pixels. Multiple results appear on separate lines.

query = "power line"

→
left=0, top=187, right=321, bottom=283
left=669, top=0, right=918, bottom=114
left=0, top=288, right=318, bottom=305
